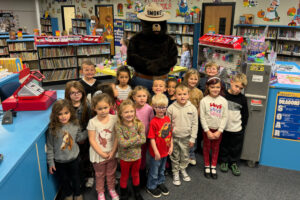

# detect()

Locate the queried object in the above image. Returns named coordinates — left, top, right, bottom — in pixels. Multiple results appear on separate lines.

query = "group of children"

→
left=46, top=60, right=249, bottom=200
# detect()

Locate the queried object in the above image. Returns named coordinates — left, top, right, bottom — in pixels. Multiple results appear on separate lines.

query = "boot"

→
left=120, top=187, right=128, bottom=200
left=133, top=185, right=144, bottom=200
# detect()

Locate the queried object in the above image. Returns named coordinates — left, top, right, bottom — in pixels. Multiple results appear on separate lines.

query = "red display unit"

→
left=2, top=90, right=57, bottom=111
left=199, top=34, right=243, bottom=49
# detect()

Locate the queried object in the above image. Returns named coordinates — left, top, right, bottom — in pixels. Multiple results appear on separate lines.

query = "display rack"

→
left=235, top=24, right=300, bottom=58
left=40, top=17, right=59, bottom=36
left=72, top=18, right=91, bottom=35
left=123, top=20, right=201, bottom=69
left=37, top=42, right=111, bottom=85
left=7, top=38, right=39, bottom=70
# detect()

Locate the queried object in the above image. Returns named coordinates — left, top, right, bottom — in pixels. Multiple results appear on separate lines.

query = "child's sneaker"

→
left=157, top=184, right=169, bottom=195
left=220, top=162, right=229, bottom=173
left=85, top=177, right=94, bottom=188
left=189, top=158, right=196, bottom=166
left=231, top=163, right=241, bottom=176
left=146, top=187, right=162, bottom=198
left=109, top=189, right=119, bottom=200
left=172, top=172, right=181, bottom=186
left=98, top=192, right=106, bottom=200
left=181, top=169, right=191, bottom=182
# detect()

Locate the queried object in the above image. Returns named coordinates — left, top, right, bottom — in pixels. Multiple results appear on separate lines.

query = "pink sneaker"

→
left=98, top=192, right=106, bottom=200
left=109, top=189, right=119, bottom=200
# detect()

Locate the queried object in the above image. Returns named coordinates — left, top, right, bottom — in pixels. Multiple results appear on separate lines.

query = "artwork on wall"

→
left=176, top=0, right=189, bottom=17
left=117, top=3, right=124, bottom=17
left=126, top=0, right=133, bottom=9
left=287, top=7, right=296, bottom=16
left=257, top=10, right=265, bottom=18
left=243, top=0, right=258, bottom=7
left=263, top=0, right=280, bottom=22
left=134, top=1, right=144, bottom=13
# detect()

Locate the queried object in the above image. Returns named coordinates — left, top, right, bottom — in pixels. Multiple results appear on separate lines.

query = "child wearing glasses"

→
left=146, top=94, right=173, bottom=198
left=167, top=84, right=198, bottom=186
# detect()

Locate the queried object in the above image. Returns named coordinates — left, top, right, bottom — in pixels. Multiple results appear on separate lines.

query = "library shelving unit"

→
left=235, top=24, right=300, bottom=58
left=7, top=37, right=39, bottom=70
left=37, top=42, right=111, bottom=85
left=72, top=18, right=91, bottom=35
left=40, top=17, right=59, bottom=36
left=0, top=35, right=9, bottom=57
left=123, top=20, right=201, bottom=69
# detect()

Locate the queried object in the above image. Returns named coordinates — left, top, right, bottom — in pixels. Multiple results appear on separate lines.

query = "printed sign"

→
left=252, top=75, right=264, bottom=82
left=272, top=92, right=300, bottom=141
left=250, top=64, right=264, bottom=71
left=113, top=19, right=124, bottom=47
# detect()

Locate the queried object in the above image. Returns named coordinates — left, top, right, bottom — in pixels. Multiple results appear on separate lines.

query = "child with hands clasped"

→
left=115, top=99, right=146, bottom=200
left=146, top=94, right=173, bottom=198
left=200, top=77, right=228, bottom=179
left=219, top=73, right=249, bottom=176
left=47, top=99, right=87, bottom=200
left=116, top=66, right=132, bottom=101
left=183, top=69, right=203, bottom=166
left=167, top=84, right=198, bottom=186
left=87, top=93, right=119, bottom=200
left=129, top=86, right=154, bottom=186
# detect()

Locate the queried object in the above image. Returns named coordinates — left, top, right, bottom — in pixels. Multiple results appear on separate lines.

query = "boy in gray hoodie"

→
left=167, top=83, right=198, bottom=186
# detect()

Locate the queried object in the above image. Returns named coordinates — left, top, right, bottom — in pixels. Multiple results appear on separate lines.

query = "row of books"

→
left=0, top=47, right=8, bottom=55
left=278, top=30, right=300, bottom=40
left=277, top=43, right=300, bottom=56
left=8, top=42, right=36, bottom=51
left=10, top=52, right=38, bottom=61
left=40, top=57, right=77, bottom=69
left=43, top=69, right=78, bottom=82
left=38, top=47, right=76, bottom=58
left=238, top=28, right=278, bottom=38
left=24, top=62, right=39, bottom=70
left=77, top=45, right=110, bottom=55
left=72, top=28, right=87, bottom=35
left=0, top=39, right=7, bottom=46
left=172, top=35, right=193, bottom=45
left=72, top=21, right=87, bottom=27
left=124, top=23, right=141, bottom=32
left=41, top=26, right=52, bottom=33
left=41, top=18, right=51, bottom=25
left=78, top=57, right=106, bottom=66
left=168, top=24, right=194, bottom=35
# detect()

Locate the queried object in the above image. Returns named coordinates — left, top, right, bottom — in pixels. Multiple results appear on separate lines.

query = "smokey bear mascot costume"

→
left=127, top=3, right=178, bottom=92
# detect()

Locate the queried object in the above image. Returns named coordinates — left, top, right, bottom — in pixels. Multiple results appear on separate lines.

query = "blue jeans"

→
left=131, top=75, right=154, bottom=92
left=147, top=156, right=167, bottom=190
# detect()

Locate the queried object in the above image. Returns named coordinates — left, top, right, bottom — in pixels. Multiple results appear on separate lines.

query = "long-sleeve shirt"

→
left=46, top=123, right=87, bottom=167
left=79, top=78, right=101, bottom=102
left=167, top=101, right=198, bottom=143
left=115, top=122, right=146, bottom=161
left=136, top=103, right=154, bottom=136
left=180, top=51, right=191, bottom=68
left=200, top=95, right=228, bottom=133
left=224, top=90, right=249, bottom=132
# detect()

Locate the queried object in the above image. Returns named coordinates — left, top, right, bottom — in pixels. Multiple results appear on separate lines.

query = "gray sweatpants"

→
left=170, top=136, right=190, bottom=173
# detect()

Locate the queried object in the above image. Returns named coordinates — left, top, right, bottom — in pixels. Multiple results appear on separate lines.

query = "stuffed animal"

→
left=127, top=3, right=178, bottom=89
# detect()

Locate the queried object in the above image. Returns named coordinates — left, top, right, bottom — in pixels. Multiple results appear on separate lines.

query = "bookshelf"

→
left=123, top=21, right=201, bottom=69
left=235, top=24, right=300, bottom=59
left=72, top=18, right=91, bottom=35
left=37, top=42, right=111, bottom=85
left=7, top=38, right=39, bottom=70
left=40, top=18, right=59, bottom=36
left=0, top=35, right=9, bottom=57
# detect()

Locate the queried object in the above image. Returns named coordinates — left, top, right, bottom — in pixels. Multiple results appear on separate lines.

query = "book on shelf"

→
left=40, top=57, right=77, bottom=69
left=168, top=24, right=177, bottom=34
left=0, top=47, right=8, bottom=55
left=10, top=52, right=38, bottom=61
left=182, top=36, right=193, bottom=45
left=176, top=25, right=182, bottom=34
left=0, top=39, right=7, bottom=46
left=77, top=45, right=102, bottom=55
left=176, top=35, right=182, bottom=45
left=124, top=23, right=132, bottom=31
left=38, top=46, right=75, bottom=58
left=78, top=57, right=106, bottom=66
left=42, top=68, right=77, bottom=82
left=8, top=42, right=35, bottom=51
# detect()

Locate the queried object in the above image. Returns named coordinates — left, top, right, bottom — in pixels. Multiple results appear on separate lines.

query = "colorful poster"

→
left=273, top=92, right=300, bottom=141
left=263, top=0, right=280, bottom=22
left=114, top=19, right=124, bottom=47
left=277, top=73, right=300, bottom=85
left=117, top=3, right=124, bottom=17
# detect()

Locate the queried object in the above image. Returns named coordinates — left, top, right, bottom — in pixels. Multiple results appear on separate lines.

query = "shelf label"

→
left=272, top=92, right=300, bottom=141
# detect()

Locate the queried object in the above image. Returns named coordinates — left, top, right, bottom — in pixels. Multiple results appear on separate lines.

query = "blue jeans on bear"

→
left=147, top=156, right=167, bottom=190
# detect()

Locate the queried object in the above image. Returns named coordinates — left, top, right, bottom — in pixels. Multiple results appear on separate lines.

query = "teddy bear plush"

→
left=127, top=3, right=178, bottom=78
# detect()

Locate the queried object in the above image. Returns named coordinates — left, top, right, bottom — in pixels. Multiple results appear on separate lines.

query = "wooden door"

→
left=97, top=5, right=115, bottom=55
left=202, top=3, right=235, bottom=36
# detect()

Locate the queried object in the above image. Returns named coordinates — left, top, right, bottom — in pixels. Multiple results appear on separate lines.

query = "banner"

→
left=114, top=19, right=124, bottom=47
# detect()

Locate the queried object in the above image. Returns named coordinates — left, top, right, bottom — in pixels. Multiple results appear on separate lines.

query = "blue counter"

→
left=0, top=90, right=63, bottom=200
left=260, top=62, right=300, bottom=171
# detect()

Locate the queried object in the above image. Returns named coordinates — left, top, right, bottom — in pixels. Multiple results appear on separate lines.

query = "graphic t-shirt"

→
left=148, top=116, right=172, bottom=158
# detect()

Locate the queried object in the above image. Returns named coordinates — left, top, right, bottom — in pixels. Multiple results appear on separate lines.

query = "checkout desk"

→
left=0, top=90, right=63, bottom=200
left=260, top=62, right=300, bottom=171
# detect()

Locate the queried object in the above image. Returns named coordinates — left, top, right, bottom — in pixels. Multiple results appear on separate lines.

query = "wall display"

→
left=145, top=0, right=172, bottom=10
left=113, top=19, right=124, bottom=47
left=0, top=13, right=16, bottom=32
left=126, top=0, right=134, bottom=9
left=117, top=3, right=124, bottom=17
left=176, top=0, right=189, bottom=17
left=134, top=1, right=144, bottom=13
left=264, top=0, right=280, bottom=22
left=243, top=0, right=258, bottom=7
left=287, top=7, right=296, bottom=16
left=273, top=92, right=300, bottom=141
left=257, top=10, right=265, bottom=18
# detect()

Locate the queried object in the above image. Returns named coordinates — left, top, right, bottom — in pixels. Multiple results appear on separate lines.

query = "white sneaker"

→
left=173, top=172, right=181, bottom=186
left=85, top=177, right=94, bottom=188
left=189, top=158, right=196, bottom=166
left=181, top=169, right=191, bottom=182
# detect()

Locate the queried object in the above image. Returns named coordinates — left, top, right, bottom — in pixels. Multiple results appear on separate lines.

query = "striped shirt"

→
left=116, top=85, right=132, bottom=101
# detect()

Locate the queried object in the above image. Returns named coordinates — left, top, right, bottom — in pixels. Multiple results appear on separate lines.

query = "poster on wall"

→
left=145, top=0, right=171, bottom=10
left=263, top=0, right=280, bottom=22
left=272, top=92, right=300, bottom=141
left=176, top=0, right=189, bottom=17
left=114, top=19, right=124, bottom=47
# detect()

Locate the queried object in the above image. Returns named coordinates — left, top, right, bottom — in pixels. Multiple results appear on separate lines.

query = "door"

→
left=62, top=6, right=75, bottom=34
left=96, top=5, right=115, bottom=55
left=201, top=3, right=235, bottom=36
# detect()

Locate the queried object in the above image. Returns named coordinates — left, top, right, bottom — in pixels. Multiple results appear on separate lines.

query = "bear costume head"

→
left=127, top=3, right=178, bottom=79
